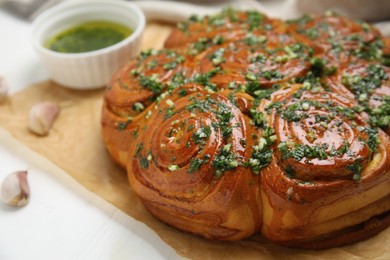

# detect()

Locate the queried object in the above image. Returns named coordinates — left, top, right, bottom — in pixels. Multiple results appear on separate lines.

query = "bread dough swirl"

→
left=101, top=9, right=390, bottom=248
left=127, top=87, right=263, bottom=240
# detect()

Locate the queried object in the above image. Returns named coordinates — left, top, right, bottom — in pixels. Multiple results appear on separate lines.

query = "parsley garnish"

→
left=343, top=64, right=388, bottom=100
left=260, top=70, right=284, bottom=80
left=178, top=89, right=188, bottom=97
left=212, top=144, right=240, bottom=178
left=192, top=68, right=221, bottom=91
left=369, top=96, right=390, bottom=129
left=188, top=158, right=205, bottom=173
left=139, top=74, right=164, bottom=94
left=192, top=126, right=211, bottom=145
left=116, top=117, right=133, bottom=131
left=246, top=127, right=276, bottom=174
left=210, top=48, right=226, bottom=66
left=140, top=157, right=149, bottom=169
left=249, top=148, right=272, bottom=175
left=250, top=109, right=267, bottom=127
left=364, top=127, right=379, bottom=153
left=346, top=160, right=362, bottom=181
left=135, top=142, right=143, bottom=156
left=247, top=10, right=264, bottom=30
left=278, top=142, right=328, bottom=161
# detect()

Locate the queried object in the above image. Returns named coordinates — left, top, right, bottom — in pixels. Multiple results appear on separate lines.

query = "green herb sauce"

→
left=45, top=21, right=132, bottom=53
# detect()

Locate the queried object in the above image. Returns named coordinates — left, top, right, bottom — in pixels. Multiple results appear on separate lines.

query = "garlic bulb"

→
left=28, top=102, right=60, bottom=136
left=0, top=75, right=8, bottom=104
left=1, top=170, right=30, bottom=207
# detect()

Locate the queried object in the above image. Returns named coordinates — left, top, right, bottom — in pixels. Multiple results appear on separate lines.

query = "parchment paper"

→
left=0, top=23, right=389, bottom=259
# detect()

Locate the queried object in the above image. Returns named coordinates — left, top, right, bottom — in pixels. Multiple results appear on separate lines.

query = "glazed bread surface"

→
left=101, top=9, right=390, bottom=248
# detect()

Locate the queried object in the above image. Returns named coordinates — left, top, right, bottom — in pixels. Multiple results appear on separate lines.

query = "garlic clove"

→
left=0, top=75, right=8, bottom=104
left=1, top=170, right=30, bottom=207
left=28, top=101, right=60, bottom=136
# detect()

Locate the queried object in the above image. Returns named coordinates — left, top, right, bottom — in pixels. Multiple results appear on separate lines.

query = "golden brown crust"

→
left=164, top=10, right=285, bottom=49
left=254, top=81, right=390, bottom=246
left=127, top=87, right=263, bottom=240
left=101, top=49, right=196, bottom=167
left=280, top=209, right=390, bottom=249
left=195, top=33, right=311, bottom=89
left=101, top=10, right=390, bottom=247
left=286, top=14, right=382, bottom=54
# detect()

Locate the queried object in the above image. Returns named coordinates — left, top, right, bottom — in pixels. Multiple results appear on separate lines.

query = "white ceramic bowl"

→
left=32, top=0, right=145, bottom=89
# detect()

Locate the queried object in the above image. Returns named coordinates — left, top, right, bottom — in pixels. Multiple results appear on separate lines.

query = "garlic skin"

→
left=28, top=102, right=60, bottom=136
left=0, top=75, right=8, bottom=104
left=1, top=170, right=30, bottom=207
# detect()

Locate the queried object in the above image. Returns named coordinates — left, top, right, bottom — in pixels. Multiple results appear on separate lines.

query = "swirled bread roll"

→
left=127, top=86, right=263, bottom=240
left=102, top=49, right=195, bottom=167
left=101, top=9, right=390, bottom=248
left=259, top=85, right=390, bottom=248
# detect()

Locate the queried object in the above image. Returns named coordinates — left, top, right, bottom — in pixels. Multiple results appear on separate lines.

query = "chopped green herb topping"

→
left=246, top=83, right=279, bottom=99
left=192, top=126, right=211, bottom=145
left=246, top=127, right=275, bottom=174
left=188, top=158, right=206, bottom=173
left=293, top=71, right=323, bottom=89
left=382, top=53, right=390, bottom=67
left=192, top=68, right=221, bottom=91
left=248, top=149, right=272, bottom=175
left=305, top=27, right=319, bottom=39
left=342, top=64, right=389, bottom=129
left=139, top=49, right=161, bottom=60
left=131, top=69, right=139, bottom=76
left=167, top=72, right=186, bottom=90
left=329, top=140, right=351, bottom=157
left=346, top=160, right=362, bottom=180
left=278, top=142, right=328, bottom=161
left=260, top=70, right=285, bottom=80
left=214, top=102, right=234, bottom=139
left=246, top=73, right=256, bottom=81
left=250, top=109, right=267, bottom=127
left=212, top=144, right=240, bottom=178
left=139, top=74, right=164, bottom=94
left=210, top=48, right=226, bottom=66
left=163, top=61, right=178, bottom=70
left=247, top=10, right=264, bottom=30
left=168, top=164, right=180, bottom=171
left=164, top=107, right=176, bottom=120
left=140, top=157, right=149, bottom=169
left=178, top=89, right=188, bottom=97
left=310, top=57, right=325, bottom=76
left=284, top=43, right=313, bottom=59
left=282, top=109, right=308, bottom=122
left=185, top=96, right=234, bottom=141
left=286, top=15, right=313, bottom=26
left=135, top=142, right=143, bottom=156
left=249, top=54, right=266, bottom=63
left=177, top=21, right=189, bottom=32
left=343, top=64, right=388, bottom=97
left=350, top=39, right=383, bottom=61
left=266, top=100, right=285, bottom=114
left=147, top=59, right=158, bottom=69
left=243, top=34, right=266, bottom=46
left=213, top=35, right=225, bottom=45
left=363, top=127, right=379, bottom=153
left=188, top=38, right=209, bottom=55
left=369, top=96, right=390, bottom=128
left=133, top=102, right=144, bottom=112
left=186, top=95, right=217, bottom=113
left=117, top=117, right=133, bottom=131
left=163, top=55, right=185, bottom=70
